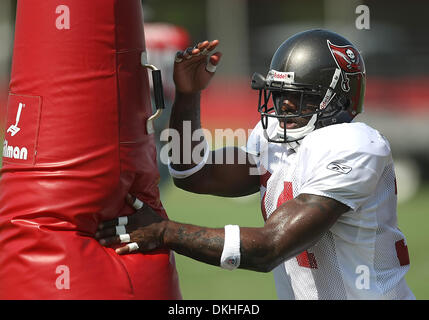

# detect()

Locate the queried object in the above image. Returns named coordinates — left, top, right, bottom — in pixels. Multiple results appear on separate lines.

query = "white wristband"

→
left=168, top=140, right=210, bottom=179
left=220, top=225, right=241, bottom=270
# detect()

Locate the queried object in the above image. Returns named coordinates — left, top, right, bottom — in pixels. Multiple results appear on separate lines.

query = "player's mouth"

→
left=279, top=120, right=300, bottom=129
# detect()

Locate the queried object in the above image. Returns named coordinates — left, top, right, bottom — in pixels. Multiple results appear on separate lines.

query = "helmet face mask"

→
left=258, top=88, right=323, bottom=143
left=251, top=29, right=366, bottom=144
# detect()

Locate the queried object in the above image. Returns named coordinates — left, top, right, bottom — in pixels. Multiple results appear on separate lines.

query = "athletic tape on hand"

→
left=200, top=48, right=210, bottom=56
left=116, top=225, right=126, bottom=235
left=119, top=233, right=131, bottom=243
left=127, top=242, right=140, bottom=252
left=118, top=216, right=128, bottom=226
left=132, top=197, right=144, bottom=210
left=206, top=62, right=217, bottom=73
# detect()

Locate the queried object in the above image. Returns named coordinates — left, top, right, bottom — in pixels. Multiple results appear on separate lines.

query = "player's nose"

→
left=281, top=99, right=299, bottom=114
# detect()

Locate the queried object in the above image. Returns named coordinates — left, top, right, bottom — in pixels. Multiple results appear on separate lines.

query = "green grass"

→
left=161, top=180, right=429, bottom=300
left=397, top=184, right=429, bottom=299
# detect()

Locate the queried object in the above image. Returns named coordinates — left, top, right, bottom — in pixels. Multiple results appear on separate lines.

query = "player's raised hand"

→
left=173, top=39, right=222, bottom=94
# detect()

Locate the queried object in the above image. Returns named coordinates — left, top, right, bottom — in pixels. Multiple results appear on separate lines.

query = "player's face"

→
left=274, top=92, right=319, bottom=129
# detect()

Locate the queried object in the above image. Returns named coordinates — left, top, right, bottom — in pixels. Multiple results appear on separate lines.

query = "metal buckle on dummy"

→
left=141, top=51, right=165, bottom=135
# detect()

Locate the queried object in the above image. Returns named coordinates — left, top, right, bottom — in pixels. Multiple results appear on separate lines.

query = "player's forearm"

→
left=170, top=91, right=202, bottom=131
left=169, top=91, right=206, bottom=170
left=162, top=220, right=280, bottom=272
left=162, top=221, right=224, bottom=267
left=168, top=92, right=259, bottom=196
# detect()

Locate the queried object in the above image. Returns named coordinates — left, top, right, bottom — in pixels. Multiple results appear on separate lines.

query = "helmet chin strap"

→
left=277, top=113, right=318, bottom=143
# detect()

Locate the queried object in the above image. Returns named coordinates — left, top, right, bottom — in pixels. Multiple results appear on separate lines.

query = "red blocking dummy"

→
left=0, top=0, right=181, bottom=299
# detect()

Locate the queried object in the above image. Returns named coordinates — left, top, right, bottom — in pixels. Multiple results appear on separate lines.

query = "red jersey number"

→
left=277, top=181, right=318, bottom=269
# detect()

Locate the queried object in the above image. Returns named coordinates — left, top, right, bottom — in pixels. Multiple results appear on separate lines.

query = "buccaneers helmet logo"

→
left=327, top=40, right=364, bottom=92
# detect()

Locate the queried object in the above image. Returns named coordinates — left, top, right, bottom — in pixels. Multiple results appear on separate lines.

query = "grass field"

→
left=160, top=180, right=429, bottom=300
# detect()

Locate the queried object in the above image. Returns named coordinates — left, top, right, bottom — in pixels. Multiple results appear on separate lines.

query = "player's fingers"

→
left=206, top=52, right=222, bottom=73
left=207, top=39, right=219, bottom=51
left=196, top=40, right=209, bottom=51
left=117, top=216, right=128, bottom=226
left=126, top=193, right=145, bottom=210
left=175, top=50, right=184, bottom=63
left=115, top=242, right=140, bottom=255
left=126, top=193, right=135, bottom=205
left=98, top=215, right=129, bottom=230
left=183, top=47, right=192, bottom=59
left=98, top=235, right=121, bottom=247
left=95, top=224, right=129, bottom=239
left=176, top=40, right=217, bottom=63
left=95, top=227, right=114, bottom=239
left=97, top=218, right=117, bottom=230
left=193, top=41, right=210, bottom=56
left=183, top=47, right=196, bottom=60
left=201, top=39, right=219, bottom=56
left=185, top=46, right=204, bottom=60
left=192, top=43, right=201, bottom=56
left=209, top=52, right=222, bottom=65
left=98, top=216, right=122, bottom=230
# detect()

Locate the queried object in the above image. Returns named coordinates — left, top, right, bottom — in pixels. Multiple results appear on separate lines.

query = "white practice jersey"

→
left=243, top=118, right=415, bottom=300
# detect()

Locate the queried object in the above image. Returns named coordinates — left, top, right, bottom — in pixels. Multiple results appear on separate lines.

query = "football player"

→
left=96, top=30, right=415, bottom=299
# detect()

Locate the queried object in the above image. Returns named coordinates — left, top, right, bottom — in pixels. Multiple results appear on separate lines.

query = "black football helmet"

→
left=251, top=29, right=366, bottom=144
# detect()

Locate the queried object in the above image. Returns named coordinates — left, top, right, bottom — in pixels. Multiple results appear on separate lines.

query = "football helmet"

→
left=251, top=29, right=366, bottom=144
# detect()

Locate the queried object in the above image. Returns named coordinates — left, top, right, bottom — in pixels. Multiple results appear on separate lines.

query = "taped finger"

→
left=206, top=61, right=217, bottom=73
left=126, top=193, right=145, bottom=210
left=115, top=225, right=126, bottom=235
left=127, top=242, right=140, bottom=252
left=118, top=216, right=128, bottom=226
left=200, top=48, right=210, bottom=56
left=132, top=197, right=144, bottom=210
left=183, top=47, right=193, bottom=60
left=175, top=51, right=183, bottom=63
left=119, top=233, right=131, bottom=243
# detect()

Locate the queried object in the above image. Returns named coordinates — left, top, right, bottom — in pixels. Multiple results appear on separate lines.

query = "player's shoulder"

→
left=301, top=122, right=391, bottom=157
left=244, top=117, right=278, bottom=154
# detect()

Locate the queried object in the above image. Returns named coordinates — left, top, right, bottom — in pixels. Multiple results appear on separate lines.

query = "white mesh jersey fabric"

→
left=245, top=119, right=415, bottom=300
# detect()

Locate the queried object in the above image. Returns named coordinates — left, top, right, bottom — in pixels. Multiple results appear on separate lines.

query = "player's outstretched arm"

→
left=96, top=193, right=349, bottom=272
left=168, top=40, right=259, bottom=197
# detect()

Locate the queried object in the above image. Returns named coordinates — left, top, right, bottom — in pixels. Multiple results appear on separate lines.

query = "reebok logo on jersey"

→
left=327, top=162, right=352, bottom=174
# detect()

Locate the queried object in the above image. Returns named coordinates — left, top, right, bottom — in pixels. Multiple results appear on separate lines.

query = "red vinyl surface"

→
left=0, top=0, right=181, bottom=299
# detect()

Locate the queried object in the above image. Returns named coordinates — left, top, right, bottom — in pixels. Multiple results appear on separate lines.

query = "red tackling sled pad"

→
left=0, top=0, right=181, bottom=299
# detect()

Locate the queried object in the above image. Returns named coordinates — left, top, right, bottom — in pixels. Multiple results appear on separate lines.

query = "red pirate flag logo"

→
left=327, top=40, right=364, bottom=92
